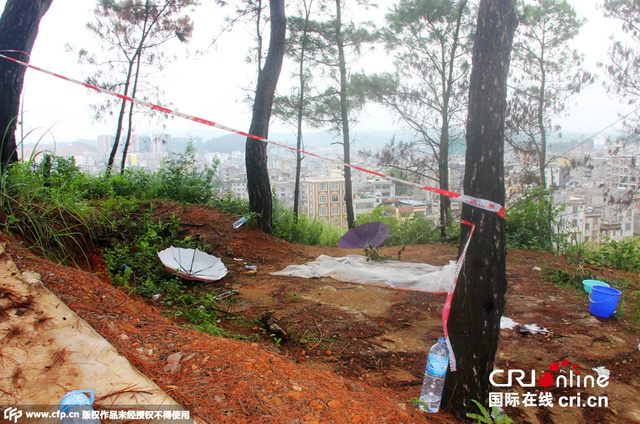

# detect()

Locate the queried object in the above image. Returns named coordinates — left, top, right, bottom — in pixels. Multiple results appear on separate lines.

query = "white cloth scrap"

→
left=500, top=317, right=519, bottom=329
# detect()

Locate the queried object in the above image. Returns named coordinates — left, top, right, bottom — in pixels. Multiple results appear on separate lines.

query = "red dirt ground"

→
left=5, top=202, right=640, bottom=423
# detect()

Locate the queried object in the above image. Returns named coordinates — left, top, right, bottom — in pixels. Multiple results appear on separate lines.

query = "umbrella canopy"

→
left=338, top=222, right=390, bottom=249
left=157, top=247, right=228, bottom=282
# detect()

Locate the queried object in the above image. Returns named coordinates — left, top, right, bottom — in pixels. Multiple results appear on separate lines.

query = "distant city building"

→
left=381, top=199, right=428, bottom=219
left=607, top=155, right=639, bottom=192
left=546, top=157, right=571, bottom=188
left=26, top=129, right=640, bottom=245
left=593, top=135, right=608, bottom=151
left=304, top=173, right=348, bottom=227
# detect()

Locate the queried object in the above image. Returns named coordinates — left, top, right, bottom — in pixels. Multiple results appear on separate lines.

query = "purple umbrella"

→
left=338, top=222, right=390, bottom=249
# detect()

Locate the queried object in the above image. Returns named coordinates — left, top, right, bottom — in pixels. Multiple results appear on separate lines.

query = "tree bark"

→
left=335, top=0, right=355, bottom=229
left=438, top=0, right=467, bottom=241
left=245, top=0, right=286, bottom=234
left=106, top=47, right=138, bottom=174
left=293, top=0, right=312, bottom=221
left=442, top=0, right=517, bottom=418
left=0, top=0, right=53, bottom=173
left=120, top=48, right=143, bottom=174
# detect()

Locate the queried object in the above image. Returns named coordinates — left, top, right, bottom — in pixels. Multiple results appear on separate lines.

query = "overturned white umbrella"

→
left=157, top=246, right=228, bottom=282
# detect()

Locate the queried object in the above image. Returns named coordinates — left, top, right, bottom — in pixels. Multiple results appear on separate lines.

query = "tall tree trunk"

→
left=245, top=0, right=286, bottom=234
left=335, top=0, right=355, bottom=229
left=106, top=55, right=137, bottom=174
left=438, top=0, right=467, bottom=241
left=442, top=0, right=517, bottom=418
left=294, top=0, right=312, bottom=220
left=0, top=0, right=52, bottom=174
left=107, top=0, right=157, bottom=175
left=537, top=65, right=547, bottom=187
left=439, top=120, right=450, bottom=240
left=120, top=49, right=143, bottom=174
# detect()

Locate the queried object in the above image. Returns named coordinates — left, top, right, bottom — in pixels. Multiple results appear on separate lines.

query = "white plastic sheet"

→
left=272, top=254, right=457, bottom=293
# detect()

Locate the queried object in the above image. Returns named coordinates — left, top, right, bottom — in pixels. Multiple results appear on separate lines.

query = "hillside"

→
left=1, top=202, right=639, bottom=423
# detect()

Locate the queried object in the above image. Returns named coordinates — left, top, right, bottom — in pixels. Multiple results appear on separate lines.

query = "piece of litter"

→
left=164, top=352, right=183, bottom=373
left=533, top=266, right=541, bottom=271
left=491, top=406, right=506, bottom=420
left=519, top=324, right=552, bottom=335
left=500, top=317, right=519, bottom=330
left=592, top=366, right=610, bottom=378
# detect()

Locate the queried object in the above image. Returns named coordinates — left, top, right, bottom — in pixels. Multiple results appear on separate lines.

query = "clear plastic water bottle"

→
left=232, top=217, right=248, bottom=229
left=419, top=337, right=449, bottom=413
left=58, top=390, right=101, bottom=423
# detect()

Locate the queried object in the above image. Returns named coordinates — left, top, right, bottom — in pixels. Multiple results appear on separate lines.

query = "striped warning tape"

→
left=0, top=51, right=505, bottom=218
left=441, top=220, right=475, bottom=372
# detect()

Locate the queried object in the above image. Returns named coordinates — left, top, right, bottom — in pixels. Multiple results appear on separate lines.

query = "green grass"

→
left=0, top=156, right=102, bottom=266
left=542, top=263, right=640, bottom=329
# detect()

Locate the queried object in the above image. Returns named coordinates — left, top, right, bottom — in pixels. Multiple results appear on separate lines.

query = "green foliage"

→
left=0, top=156, right=101, bottom=265
left=541, top=265, right=600, bottom=291
left=602, top=0, right=640, bottom=136
left=102, top=208, right=233, bottom=335
left=542, top=262, right=640, bottom=328
left=466, top=399, right=513, bottom=424
left=356, top=206, right=441, bottom=247
left=80, top=142, right=219, bottom=204
left=211, top=193, right=251, bottom=218
left=272, top=201, right=344, bottom=246
left=625, top=289, right=640, bottom=329
left=407, top=397, right=427, bottom=410
left=505, top=187, right=565, bottom=252
left=155, top=142, right=219, bottom=204
left=507, top=0, right=591, bottom=187
left=581, top=238, right=640, bottom=273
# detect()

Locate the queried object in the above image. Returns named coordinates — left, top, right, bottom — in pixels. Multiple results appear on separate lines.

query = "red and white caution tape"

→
left=0, top=52, right=505, bottom=218
left=441, top=220, right=475, bottom=372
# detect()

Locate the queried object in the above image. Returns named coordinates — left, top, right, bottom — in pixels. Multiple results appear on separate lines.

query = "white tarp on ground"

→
left=0, top=244, right=196, bottom=423
left=272, top=254, right=457, bottom=293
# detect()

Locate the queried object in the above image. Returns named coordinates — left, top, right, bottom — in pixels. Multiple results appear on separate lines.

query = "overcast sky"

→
left=0, top=0, right=635, bottom=147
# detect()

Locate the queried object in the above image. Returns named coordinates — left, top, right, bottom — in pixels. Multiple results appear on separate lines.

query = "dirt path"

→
left=5, top=203, right=640, bottom=423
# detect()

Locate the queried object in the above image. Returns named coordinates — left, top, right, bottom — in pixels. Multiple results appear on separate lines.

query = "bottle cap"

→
left=438, top=336, right=446, bottom=343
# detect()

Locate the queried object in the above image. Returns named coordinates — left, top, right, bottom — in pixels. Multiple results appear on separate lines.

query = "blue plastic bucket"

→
left=582, top=279, right=610, bottom=294
left=589, top=286, right=621, bottom=318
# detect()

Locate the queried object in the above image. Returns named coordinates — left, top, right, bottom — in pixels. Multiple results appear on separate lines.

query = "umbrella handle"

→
left=188, top=234, right=202, bottom=274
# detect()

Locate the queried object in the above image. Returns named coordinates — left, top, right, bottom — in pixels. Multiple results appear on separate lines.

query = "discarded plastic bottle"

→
left=419, top=337, right=449, bottom=413
left=58, top=390, right=101, bottom=424
left=232, top=217, right=248, bottom=229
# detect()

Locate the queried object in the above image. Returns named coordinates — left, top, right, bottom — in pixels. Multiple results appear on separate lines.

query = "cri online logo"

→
left=490, top=359, right=609, bottom=388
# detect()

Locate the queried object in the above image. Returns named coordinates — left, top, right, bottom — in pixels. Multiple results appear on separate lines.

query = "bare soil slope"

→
left=5, top=202, right=640, bottom=423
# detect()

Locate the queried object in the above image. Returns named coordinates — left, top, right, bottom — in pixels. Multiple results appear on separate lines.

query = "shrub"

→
left=0, top=157, right=101, bottom=265
left=153, top=141, right=219, bottom=204
left=355, top=207, right=441, bottom=247
left=581, top=238, right=640, bottom=273
left=505, top=187, right=565, bottom=252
